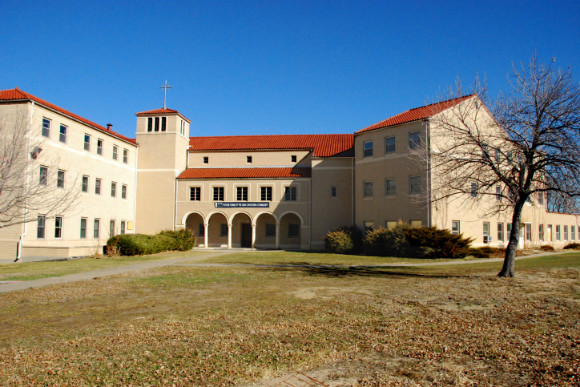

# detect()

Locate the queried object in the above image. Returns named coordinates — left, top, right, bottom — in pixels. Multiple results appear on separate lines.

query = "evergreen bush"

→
left=563, top=242, right=580, bottom=250
left=107, top=229, right=196, bottom=256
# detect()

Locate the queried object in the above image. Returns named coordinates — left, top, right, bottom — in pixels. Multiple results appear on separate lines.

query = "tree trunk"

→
left=498, top=200, right=526, bottom=277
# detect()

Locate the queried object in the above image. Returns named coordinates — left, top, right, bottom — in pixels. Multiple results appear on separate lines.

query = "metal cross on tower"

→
left=159, top=80, right=173, bottom=109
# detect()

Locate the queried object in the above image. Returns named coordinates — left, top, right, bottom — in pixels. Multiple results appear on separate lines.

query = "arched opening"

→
left=185, top=212, right=205, bottom=247
left=279, top=212, right=302, bottom=249
left=255, top=213, right=277, bottom=249
left=207, top=212, right=228, bottom=248
left=231, top=212, right=252, bottom=248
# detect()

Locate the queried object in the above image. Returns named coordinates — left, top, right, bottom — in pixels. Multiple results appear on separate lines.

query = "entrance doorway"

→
left=241, top=223, right=252, bottom=248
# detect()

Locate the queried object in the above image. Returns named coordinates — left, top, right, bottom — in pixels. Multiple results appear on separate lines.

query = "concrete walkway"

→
left=0, top=250, right=570, bottom=294
left=0, top=250, right=235, bottom=294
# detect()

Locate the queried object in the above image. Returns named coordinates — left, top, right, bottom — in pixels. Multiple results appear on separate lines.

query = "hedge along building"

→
left=1, top=87, right=579, bottom=261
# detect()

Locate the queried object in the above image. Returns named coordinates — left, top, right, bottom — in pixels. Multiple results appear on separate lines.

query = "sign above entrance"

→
left=215, top=202, right=269, bottom=208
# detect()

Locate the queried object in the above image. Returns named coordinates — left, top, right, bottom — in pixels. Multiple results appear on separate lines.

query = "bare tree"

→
left=429, top=56, right=580, bottom=277
left=0, top=111, right=79, bottom=232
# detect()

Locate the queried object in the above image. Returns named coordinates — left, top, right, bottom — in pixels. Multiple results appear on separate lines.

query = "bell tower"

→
left=134, top=106, right=191, bottom=234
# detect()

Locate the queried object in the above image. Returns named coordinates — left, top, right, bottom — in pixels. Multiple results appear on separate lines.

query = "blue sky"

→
left=2, top=0, right=579, bottom=138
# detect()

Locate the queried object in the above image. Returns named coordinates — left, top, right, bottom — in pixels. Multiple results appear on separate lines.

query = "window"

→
left=481, top=145, right=488, bottom=158
left=288, top=223, right=300, bottom=238
left=363, top=141, right=373, bottom=157
left=220, top=223, right=228, bottom=237
left=55, top=216, right=62, bottom=238
left=564, top=225, right=569, bottom=241
left=203, top=156, right=209, bottom=164
left=452, top=220, right=460, bottom=235
left=82, top=175, right=89, bottom=192
left=363, top=181, right=373, bottom=198
left=507, top=151, right=513, bottom=164
left=483, top=222, right=490, bottom=242
left=95, top=178, right=101, bottom=195
left=471, top=182, right=478, bottom=198
left=260, top=186, right=272, bottom=201
left=120, top=220, right=126, bottom=235
left=556, top=225, right=561, bottom=240
left=84, top=134, right=91, bottom=151
left=112, top=145, right=118, bottom=160
left=495, top=149, right=500, bottom=164
left=526, top=224, right=532, bottom=241
left=498, top=222, right=504, bottom=242
left=538, top=193, right=544, bottom=206
left=59, top=125, right=67, bottom=143
left=121, top=184, right=127, bottom=199
left=364, top=221, right=374, bottom=232
left=547, top=224, right=552, bottom=241
left=291, top=155, right=297, bottom=163
left=39, top=166, right=48, bottom=185
left=246, top=156, right=253, bottom=163
left=37, top=215, right=46, bottom=238
left=237, top=187, right=248, bottom=201
left=123, top=149, right=128, bottom=164
left=385, top=136, right=395, bottom=154
left=572, top=226, right=576, bottom=241
left=265, top=223, right=276, bottom=238
left=198, top=223, right=205, bottom=236
left=331, top=186, right=337, bottom=197
left=154, top=117, right=160, bottom=132
left=111, top=182, right=117, bottom=197
left=94, top=219, right=100, bottom=239
left=190, top=187, right=201, bottom=201
left=213, top=187, right=224, bottom=201
left=385, top=179, right=396, bottom=196
left=80, top=218, right=87, bottom=239
left=180, top=120, right=186, bottom=135
left=110, top=220, right=115, bottom=237
left=97, top=139, right=103, bottom=155
left=507, top=223, right=512, bottom=235
left=409, top=176, right=421, bottom=194
left=284, top=186, right=297, bottom=201
left=57, top=170, right=65, bottom=188
left=147, top=117, right=153, bottom=132
left=496, top=185, right=501, bottom=201
left=161, top=117, right=167, bottom=132
left=42, top=118, right=50, bottom=137
left=385, top=221, right=397, bottom=229
left=409, top=131, right=421, bottom=150
left=539, top=224, right=544, bottom=241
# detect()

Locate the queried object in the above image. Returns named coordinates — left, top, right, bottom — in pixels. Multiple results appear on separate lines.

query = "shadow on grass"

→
left=275, top=262, right=475, bottom=279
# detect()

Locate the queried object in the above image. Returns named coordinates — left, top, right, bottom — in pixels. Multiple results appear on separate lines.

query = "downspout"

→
left=16, top=101, right=35, bottom=262
left=424, top=119, right=432, bottom=227
left=351, top=155, right=355, bottom=226
left=133, top=146, right=139, bottom=233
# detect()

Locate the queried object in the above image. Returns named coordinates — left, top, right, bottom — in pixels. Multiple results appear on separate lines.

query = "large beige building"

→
left=0, top=88, right=578, bottom=261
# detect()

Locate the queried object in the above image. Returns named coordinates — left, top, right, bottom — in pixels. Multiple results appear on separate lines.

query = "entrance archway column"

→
left=251, top=223, right=256, bottom=248
left=275, top=220, right=280, bottom=249
left=228, top=222, right=232, bottom=249
left=204, top=223, right=209, bottom=248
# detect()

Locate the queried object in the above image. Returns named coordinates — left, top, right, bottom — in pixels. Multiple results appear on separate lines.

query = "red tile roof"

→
left=189, top=134, right=354, bottom=157
left=355, top=95, right=475, bottom=134
left=0, top=88, right=137, bottom=145
left=178, top=167, right=311, bottom=179
left=136, top=108, right=180, bottom=116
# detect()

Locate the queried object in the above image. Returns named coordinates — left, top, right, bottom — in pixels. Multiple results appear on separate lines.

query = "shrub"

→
left=468, top=246, right=495, bottom=258
left=324, top=230, right=354, bottom=254
left=106, top=229, right=195, bottom=256
left=563, top=243, right=580, bottom=250
left=362, top=225, right=473, bottom=258
left=159, top=229, right=196, bottom=251
left=540, top=245, right=555, bottom=251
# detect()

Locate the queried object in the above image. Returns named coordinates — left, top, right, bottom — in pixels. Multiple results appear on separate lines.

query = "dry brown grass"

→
left=0, top=255, right=578, bottom=386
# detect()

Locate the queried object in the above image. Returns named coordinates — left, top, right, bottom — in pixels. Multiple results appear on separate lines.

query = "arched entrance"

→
left=231, top=212, right=252, bottom=248
left=279, top=212, right=302, bottom=249
left=184, top=212, right=205, bottom=247
left=255, top=213, right=277, bottom=249
left=207, top=212, right=228, bottom=248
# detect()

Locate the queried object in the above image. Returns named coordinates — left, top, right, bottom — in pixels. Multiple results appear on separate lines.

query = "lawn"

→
left=0, top=251, right=578, bottom=386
